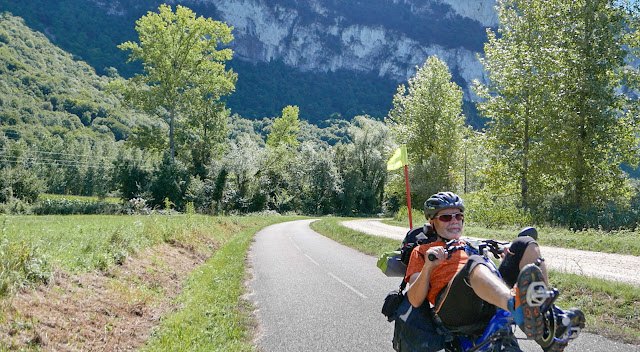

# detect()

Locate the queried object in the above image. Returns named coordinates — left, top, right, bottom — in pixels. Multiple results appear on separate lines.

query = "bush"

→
left=0, top=239, right=50, bottom=296
left=393, top=205, right=424, bottom=226
left=127, top=197, right=151, bottom=215
left=150, top=155, right=190, bottom=211
left=0, top=166, right=44, bottom=203
left=32, top=198, right=124, bottom=215
left=540, top=195, right=640, bottom=231
left=0, top=198, right=32, bottom=215
left=463, top=192, right=532, bottom=228
left=113, top=157, right=150, bottom=201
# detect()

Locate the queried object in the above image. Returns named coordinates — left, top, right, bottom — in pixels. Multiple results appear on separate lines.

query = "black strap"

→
left=399, top=279, right=407, bottom=291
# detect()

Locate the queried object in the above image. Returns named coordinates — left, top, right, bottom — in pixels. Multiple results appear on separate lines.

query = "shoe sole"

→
left=517, top=264, right=546, bottom=339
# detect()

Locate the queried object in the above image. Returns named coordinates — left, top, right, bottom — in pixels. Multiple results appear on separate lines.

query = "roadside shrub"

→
left=0, top=239, right=51, bottom=296
left=464, top=192, right=532, bottom=228
left=540, top=192, right=640, bottom=231
left=32, top=198, right=124, bottom=215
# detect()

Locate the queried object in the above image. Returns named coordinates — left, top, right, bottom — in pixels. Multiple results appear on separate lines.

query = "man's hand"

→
left=425, top=246, right=445, bottom=266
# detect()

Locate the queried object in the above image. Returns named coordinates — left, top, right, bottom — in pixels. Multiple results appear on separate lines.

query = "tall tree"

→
left=263, top=105, right=301, bottom=212
left=475, top=0, right=640, bottom=223
left=386, top=55, right=465, bottom=197
left=556, top=0, right=639, bottom=214
left=335, top=116, right=389, bottom=214
left=118, top=4, right=237, bottom=160
left=474, top=0, right=564, bottom=209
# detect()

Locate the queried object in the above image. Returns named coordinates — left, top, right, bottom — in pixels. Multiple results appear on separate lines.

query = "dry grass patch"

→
left=0, top=240, right=213, bottom=351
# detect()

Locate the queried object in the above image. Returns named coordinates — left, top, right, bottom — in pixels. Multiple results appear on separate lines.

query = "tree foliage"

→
left=266, top=105, right=301, bottom=149
left=475, top=0, right=640, bottom=226
left=334, top=116, right=388, bottom=215
left=118, top=4, right=237, bottom=160
left=386, top=55, right=465, bottom=198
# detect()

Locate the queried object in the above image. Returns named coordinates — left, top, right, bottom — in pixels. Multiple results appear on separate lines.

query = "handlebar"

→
left=426, top=239, right=510, bottom=261
left=427, top=243, right=466, bottom=261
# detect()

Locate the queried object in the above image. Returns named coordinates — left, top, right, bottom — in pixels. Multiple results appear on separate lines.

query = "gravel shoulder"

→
left=341, top=219, right=640, bottom=287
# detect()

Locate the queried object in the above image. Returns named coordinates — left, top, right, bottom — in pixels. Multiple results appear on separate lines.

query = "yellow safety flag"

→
left=387, top=145, right=408, bottom=170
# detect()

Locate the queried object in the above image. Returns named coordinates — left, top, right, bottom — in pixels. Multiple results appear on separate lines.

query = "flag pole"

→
left=404, top=162, right=413, bottom=229
left=386, top=143, right=412, bottom=229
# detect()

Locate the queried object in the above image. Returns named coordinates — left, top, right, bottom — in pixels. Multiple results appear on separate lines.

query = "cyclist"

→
left=405, top=191, right=584, bottom=351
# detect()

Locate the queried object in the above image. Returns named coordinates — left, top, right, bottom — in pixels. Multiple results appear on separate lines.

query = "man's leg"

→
left=502, top=236, right=586, bottom=347
left=500, top=235, right=544, bottom=288
left=519, top=241, right=548, bottom=284
left=468, top=264, right=512, bottom=311
left=434, top=256, right=497, bottom=329
left=470, top=257, right=546, bottom=340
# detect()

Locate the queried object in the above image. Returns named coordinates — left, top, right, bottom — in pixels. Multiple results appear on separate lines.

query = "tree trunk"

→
left=169, top=107, right=175, bottom=161
left=522, top=113, right=529, bottom=210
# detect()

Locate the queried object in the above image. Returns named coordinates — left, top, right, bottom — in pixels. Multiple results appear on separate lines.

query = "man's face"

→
left=430, top=208, right=464, bottom=240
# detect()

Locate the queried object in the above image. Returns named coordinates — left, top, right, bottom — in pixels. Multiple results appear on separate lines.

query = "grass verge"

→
left=312, top=217, right=640, bottom=345
left=550, top=271, right=640, bottom=344
left=310, top=217, right=400, bottom=257
left=139, top=215, right=304, bottom=351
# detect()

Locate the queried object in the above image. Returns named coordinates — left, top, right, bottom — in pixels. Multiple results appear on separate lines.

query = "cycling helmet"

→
left=424, top=191, right=465, bottom=220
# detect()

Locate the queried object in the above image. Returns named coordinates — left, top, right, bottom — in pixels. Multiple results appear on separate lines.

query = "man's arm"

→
left=406, top=246, right=444, bottom=307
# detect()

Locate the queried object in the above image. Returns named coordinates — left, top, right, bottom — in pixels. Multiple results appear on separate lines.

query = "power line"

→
left=0, top=157, right=117, bottom=169
left=0, top=155, right=115, bottom=168
left=0, top=154, right=155, bottom=170
left=0, top=157, right=155, bottom=171
left=0, top=147, right=150, bottom=163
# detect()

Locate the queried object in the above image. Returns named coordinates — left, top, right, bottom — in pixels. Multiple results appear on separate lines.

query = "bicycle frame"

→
left=456, top=309, right=516, bottom=351
left=445, top=240, right=578, bottom=352
left=450, top=241, right=520, bottom=351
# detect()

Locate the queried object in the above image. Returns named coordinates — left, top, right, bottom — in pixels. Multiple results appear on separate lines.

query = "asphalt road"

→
left=248, top=219, right=639, bottom=352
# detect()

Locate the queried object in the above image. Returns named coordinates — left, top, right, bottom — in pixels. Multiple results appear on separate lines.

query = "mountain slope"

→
left=0, top=12, right=155, bottom=143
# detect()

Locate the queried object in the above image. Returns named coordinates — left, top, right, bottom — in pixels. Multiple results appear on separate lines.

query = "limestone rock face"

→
left=165, top=0, right=498, bottom=99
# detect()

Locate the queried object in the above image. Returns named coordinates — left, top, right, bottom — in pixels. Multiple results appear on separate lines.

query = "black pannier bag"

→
left=392, top=296, right=446, bottom=352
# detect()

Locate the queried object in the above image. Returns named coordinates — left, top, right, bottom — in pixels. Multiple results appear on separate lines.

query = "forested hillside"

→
left=0, top=14, right=155, bottom=142
left=0, top=12, right=160, bottom=199
left=0, top=11, right=380, bottom=216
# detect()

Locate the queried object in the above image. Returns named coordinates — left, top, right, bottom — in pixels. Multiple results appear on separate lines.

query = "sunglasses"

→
left=434, top=212, right=464, bottom=222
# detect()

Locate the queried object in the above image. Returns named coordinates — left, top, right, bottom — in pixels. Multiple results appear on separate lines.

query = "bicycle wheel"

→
left=535, top=308, right=556, bottom=348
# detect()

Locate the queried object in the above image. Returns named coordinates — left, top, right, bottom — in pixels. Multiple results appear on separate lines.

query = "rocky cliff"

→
left=194, top=0, right=498, bottom=100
